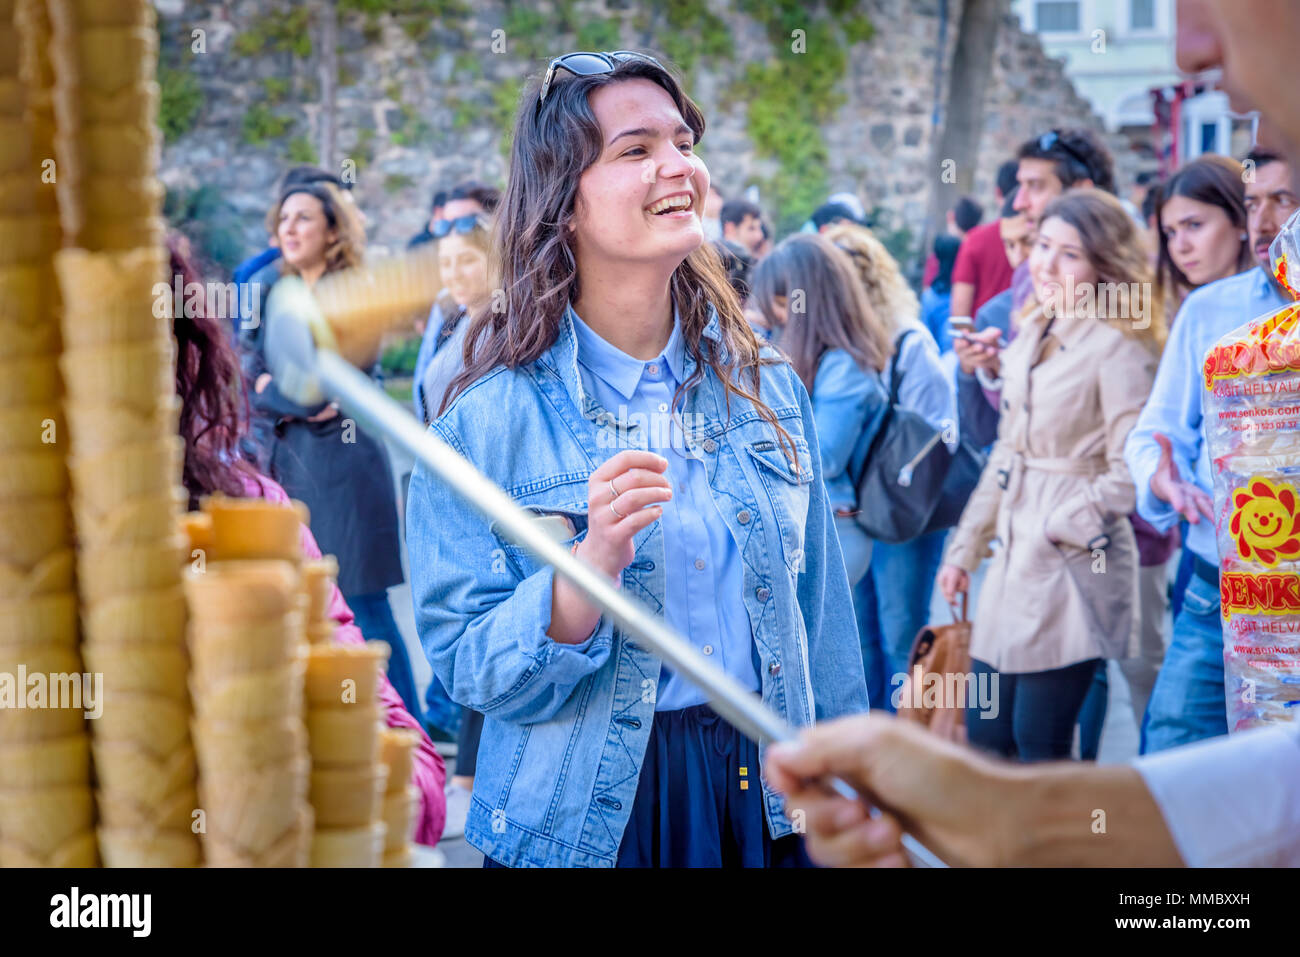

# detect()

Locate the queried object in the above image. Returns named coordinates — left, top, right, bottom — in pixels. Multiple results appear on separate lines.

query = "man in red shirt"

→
left=948, top=214, right=1014, bottom=319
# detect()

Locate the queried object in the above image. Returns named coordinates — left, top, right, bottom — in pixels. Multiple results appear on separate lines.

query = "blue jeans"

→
left=347, top=590, right=425, bottom=729
left=854, top=529, right=947, bottom=712
left=1140, top=572, right=1227, bottom=754
left=967, top=657, right=1100, bottom=761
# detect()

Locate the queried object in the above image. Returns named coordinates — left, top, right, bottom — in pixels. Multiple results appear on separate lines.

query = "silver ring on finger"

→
left=608, top=479, right=621, bottom=499
left=608, top=499, right=626, bottom=520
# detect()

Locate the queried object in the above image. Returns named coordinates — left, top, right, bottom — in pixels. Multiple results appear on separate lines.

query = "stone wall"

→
left=155, top=0, right=1137, bottom=273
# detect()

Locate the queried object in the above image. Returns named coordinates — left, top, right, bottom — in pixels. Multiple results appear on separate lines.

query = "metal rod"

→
left=314, top=351, right=947, bottom=869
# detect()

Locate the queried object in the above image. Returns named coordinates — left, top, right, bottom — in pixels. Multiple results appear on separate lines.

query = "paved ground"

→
left=383, top=440, right=1146, bottom=866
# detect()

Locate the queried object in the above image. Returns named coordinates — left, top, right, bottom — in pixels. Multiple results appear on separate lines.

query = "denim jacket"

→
left=407, top=307, right=869, bottom=868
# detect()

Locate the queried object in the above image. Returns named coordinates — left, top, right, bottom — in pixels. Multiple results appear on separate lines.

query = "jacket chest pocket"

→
left=745, top=436, right=814, bottom=572
left=490, top=503, right=588, bottom=580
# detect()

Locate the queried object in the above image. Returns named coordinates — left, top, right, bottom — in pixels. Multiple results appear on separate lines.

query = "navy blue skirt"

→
left=484, top=704, right=815, bottom=868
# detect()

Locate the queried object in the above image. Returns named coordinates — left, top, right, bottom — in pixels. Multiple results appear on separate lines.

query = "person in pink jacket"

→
left=168, top=233, right=446, bottom=844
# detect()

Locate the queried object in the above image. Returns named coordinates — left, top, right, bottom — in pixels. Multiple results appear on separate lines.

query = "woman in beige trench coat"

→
left=937, top=189, right=1165, bottom=761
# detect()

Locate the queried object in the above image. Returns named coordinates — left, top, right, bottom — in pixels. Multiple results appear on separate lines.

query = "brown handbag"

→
left=896, top=593, right=972, bottom=743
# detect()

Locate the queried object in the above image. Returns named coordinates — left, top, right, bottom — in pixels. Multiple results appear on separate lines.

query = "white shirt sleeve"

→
left=1133, top=723, right=1300, bottom=866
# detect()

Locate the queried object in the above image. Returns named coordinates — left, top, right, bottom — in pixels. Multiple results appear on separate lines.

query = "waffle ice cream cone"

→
left=309, top=764, right=388, bottom=829
left=0, top=404, right=63, bottom=451
left=0, top=214, right=59, bottom=265
left=0, top=497, right=69, bottom=567
left=310, top=821, right=386, bottom=868
left=0, top=449, right=67, bottom=499
left=1, top=591, right=77, bottom=645
left=191, top=715, right=306, bottom=776
left=96, top=785, right=196, bottom=831
left=92, top=692, right=189, bottom=756
left=96, top=828, right=199, bottom=868
left=60, top=340, right=176, bottom=416
left=0, top=355, right=60, bottom=405
left=0, top=733, right=89, bottom=788
left=51, top=80, right=157, bottom=129
left=378, top=727, right=420, bottom=795
left=305, top=705, right=383, bottom=766
left=381, top=785, right=419, bottom=852
left=81, top=584, right=186, bottom=645
left=0, top=785, right=93, bottom=857
left=304, top=641, right=387, bottom=708
left=200, top=494, right=306, bottom=563
left=0, top=639, right=81, bottom=677
left=203, top=803, right=312, bottom=868
left=190, top=657, right=305, bottom=722
left=302, top=556, right=337, bottom=623
left=0, top=830, right=97, bottom=867
left=188, top=613, right=304, bottom=686
left=382, top=846, right=414, bottom=868
left=183, top=560, right=302, bottom=624
left=74, top=489, right=187, bottom=550
left=64, top=399, right=180, bottom=459
left=92, top=740, right=195, bottom=808
left=0, top=316, right=60, bottom=359
left=47, top=0, right=157, bottom=32
left=0, top=549, right=73, bottom=601
left=77, top=534, right=185, bottom=604
left=81, top=642, right=188, bottom=699
left=198, top=755, right=309, bottom=853
left=48, top=26, right=158, bottom=94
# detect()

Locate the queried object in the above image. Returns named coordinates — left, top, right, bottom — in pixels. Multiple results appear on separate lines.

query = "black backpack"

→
left=853, top=330, right=986, bottom=543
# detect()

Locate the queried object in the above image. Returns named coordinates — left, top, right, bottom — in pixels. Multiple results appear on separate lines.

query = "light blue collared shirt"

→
left=1125, top=267, right=1288, bottom=566
left=569, top=304, right=760, bottom=710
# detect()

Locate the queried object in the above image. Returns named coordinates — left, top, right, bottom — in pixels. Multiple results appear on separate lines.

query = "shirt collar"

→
left=567, top=301, right=686, bottom=400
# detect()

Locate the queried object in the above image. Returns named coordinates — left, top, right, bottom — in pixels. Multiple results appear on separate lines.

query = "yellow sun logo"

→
left=1231, top=477, right=1300, bottom=567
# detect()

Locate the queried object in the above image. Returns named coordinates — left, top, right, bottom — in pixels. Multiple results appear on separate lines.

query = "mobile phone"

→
left=948, top=316, right=974, bottom=338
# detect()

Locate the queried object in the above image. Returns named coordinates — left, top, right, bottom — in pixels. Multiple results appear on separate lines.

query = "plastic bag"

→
left=1202, top=209, right=1300, bottom=731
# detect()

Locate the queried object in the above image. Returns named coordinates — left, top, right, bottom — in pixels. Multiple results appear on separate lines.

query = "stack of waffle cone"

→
left=50, top=244, right=195, bottom=867
left=0, top=0, right=93, bottom=869
left=305, top=633, right=391, bottom=867
left=378, top=728, right=421, bottom=868
left=184, top=496, right=313, bottom=867
left=45, top=0, right=162, bottom=251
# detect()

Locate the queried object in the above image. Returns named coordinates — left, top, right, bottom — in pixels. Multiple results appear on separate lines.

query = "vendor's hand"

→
left=576, top=450, right=672, bottom=580
left=936, top=564, right=969, bottom=604
left=765, top=714, right=1009, bottom=868
left=1150, top=432, right=1214, bottom=524
left=307, top=402, right=341, bottom=423
left=254, top=372, right=272, bottom=394
left=953, top=327, right=1002, bottom=375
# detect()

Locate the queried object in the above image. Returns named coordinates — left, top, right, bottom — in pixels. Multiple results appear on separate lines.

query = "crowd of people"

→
left=165, top=2, right=1299, bottom=867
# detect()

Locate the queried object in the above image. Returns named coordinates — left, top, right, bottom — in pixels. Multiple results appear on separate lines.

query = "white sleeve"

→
left=1133, top=723, right=1300, bottom=867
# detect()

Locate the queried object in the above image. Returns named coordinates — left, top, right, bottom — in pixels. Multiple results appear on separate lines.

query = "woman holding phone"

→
left=406, top=51, right=868, bottom=867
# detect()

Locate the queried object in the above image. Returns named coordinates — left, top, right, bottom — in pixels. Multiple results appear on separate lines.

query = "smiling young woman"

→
left=406, top=51, right=869, bottom=868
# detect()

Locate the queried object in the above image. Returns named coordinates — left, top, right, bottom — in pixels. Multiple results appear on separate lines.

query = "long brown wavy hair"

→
left=748, top=233, right=891, bottom=391
left=264, top=181, right=365, bottom=277
left=1026, top=188, right=1167, bottom=352
left=1154, top=154, right=1251, bottom=313
left=442, top=55, right=793, bottom=462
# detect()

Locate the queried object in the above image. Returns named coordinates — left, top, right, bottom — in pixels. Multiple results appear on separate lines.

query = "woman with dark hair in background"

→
left=1154, top=154, right=1252, bottom=319
left=167, top=233, right=447, bottom=844
left=245, top=182, right=426, bottom=730
left=748, top=233, right=890, bottom=595
left=921, top=233, right=961, bottom=352
left=407, top=51, right=867, bottom=867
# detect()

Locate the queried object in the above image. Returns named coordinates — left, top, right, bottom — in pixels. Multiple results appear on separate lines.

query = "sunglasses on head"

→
left=1037, top=129, right=1094, bottom=182
left=536, top=50, right=665, bottom=116
left=432, top=214, right=489, bottom=239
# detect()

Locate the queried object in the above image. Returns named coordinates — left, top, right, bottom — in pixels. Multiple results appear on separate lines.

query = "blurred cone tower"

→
left=43, top=0, right=199, bottom=867
left=0, top=0, right=94, bottom=868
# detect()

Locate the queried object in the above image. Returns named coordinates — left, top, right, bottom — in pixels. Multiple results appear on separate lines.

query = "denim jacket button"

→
left=768, top=660, right=781, bottom=676
left=701, top=438, right=717, bottom=453
left=737, top=509, right=751, bottom=524
left=756, top=586, right=771, bottom=601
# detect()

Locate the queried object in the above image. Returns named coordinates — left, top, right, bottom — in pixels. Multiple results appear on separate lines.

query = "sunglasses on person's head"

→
left=432, top=215, right=490, bottom=239
left=536, top=50, right=665, bottom=115
left=1037, top=129, right=1094, bottom=181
